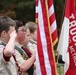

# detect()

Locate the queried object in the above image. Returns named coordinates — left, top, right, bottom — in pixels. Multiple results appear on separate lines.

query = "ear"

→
left=1, top=31, right=7, bottom=37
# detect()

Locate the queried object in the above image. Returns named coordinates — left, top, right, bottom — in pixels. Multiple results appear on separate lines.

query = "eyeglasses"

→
left=18, top=29, right=26, bottom=32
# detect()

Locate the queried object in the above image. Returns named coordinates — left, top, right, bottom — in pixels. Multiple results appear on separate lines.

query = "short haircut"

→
left=0, top=16, right=16, bottom=36
left=25, top=22, right=37, bottom=33
left=14, top=20, right=23, bottom=32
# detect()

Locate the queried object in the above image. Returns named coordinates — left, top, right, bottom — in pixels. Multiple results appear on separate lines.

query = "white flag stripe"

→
left=36, top=6, right=38, bottom=13
left=36, top=0, right=42, bottom=75
left=38, top=0, right=52, bottom=75
left=49, top=4, right=54, bottom=17
left=50, top=20, right=57, bottom=33
left=48, top=1, right=58, bottom=44
left=36, top=49, right=41, bottom=75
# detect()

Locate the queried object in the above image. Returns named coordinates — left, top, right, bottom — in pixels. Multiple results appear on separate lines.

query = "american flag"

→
left=36, top=0, right=58, bottom=75
left=48, top=0, right=58, bottom=46
left=36, top=0, right=58, bottom=45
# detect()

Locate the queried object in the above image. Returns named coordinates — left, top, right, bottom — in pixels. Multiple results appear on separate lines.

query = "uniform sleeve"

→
left=27, top=42, right=36, bottom=54
left=0, top=45, right=10, bottom=63
left=15, top=50, right=25, bottom=66
left=3, top=48, right=10, bottom=62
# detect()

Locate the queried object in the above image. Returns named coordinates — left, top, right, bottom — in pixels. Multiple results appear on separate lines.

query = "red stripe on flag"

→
left=48, top=0, right=52, bottom=8
left=38, top=0, right=48, bottom=74
left=52, top=29, right=58, bottom=43
left=48, top=0, right=58, bottom=45
left=37, top=27, right=47, bottom=75
left=37, top=0, right=57, bottom=75
left=36, top=13, right=38, bottom=18
left=36, top=0, right=38, bottom=6
left=41, top=0, right=56, bottom=74
left=49, top=13, right=55, bottom=26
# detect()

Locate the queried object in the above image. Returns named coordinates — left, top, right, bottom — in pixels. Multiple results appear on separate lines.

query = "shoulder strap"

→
left=14, top=45, right=23, bottom=56
left=0, top=42, right=24, bottom=57
left=15, top=45, right=28, bottom=60
left=0, top=42, right=23, bottom=75
left=0, top=42, right=6, bottom=46
left=13, top=54, right=24, bottom=75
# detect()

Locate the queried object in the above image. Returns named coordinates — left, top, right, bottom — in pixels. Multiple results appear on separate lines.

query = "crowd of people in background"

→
left=0, top=16, right=37, bottom=75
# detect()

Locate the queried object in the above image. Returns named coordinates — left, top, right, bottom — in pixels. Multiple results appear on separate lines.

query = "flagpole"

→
left=75, top=0, right=76, bottom=7
left=45, top=0, right=57, bottom=74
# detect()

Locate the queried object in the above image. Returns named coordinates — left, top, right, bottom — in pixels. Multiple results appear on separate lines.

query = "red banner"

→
left=65, top=0, right=76, bottom=74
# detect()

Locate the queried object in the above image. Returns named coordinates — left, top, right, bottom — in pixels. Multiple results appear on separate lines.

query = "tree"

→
left=0, top=0, right=66, bottom=29
left=0, top=0, right=35, bottom=23
left=53, top=0, right=65, bottom=35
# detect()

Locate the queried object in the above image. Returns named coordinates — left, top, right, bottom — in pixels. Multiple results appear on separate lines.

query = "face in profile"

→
left=17, top=26, right=25, bottom=43
left=30, top=29, right=37, bottom=41
left=21, top=28, right=30, bottom=46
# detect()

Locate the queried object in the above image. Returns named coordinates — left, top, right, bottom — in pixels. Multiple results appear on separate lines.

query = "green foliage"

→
left=0, top=0, right=35, bottom=23
left=14, top=0, right=35, bottom=22
left=0, top=0, right=66, bottom=29
left=53, top=0, right=65, bottom=35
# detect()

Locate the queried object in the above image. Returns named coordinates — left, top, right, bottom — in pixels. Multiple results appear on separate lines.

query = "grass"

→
left=57, top=63, right=64, bottom=75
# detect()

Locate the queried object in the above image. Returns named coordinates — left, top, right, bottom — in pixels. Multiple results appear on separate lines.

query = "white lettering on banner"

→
left=70, top=14, right=74, bottom=19
left=73, top=36, right=76, bottom=42
left=69, top=13, right=76, bottom=29
left=69, top=45, right=76, bottom=66
left=69, top=13, right=76, bottom=66
left=69, top=14, right=76, bottom=46
left=69, top=20, right=76, bottom=29
left=70, top=27, right=76, bottom=35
